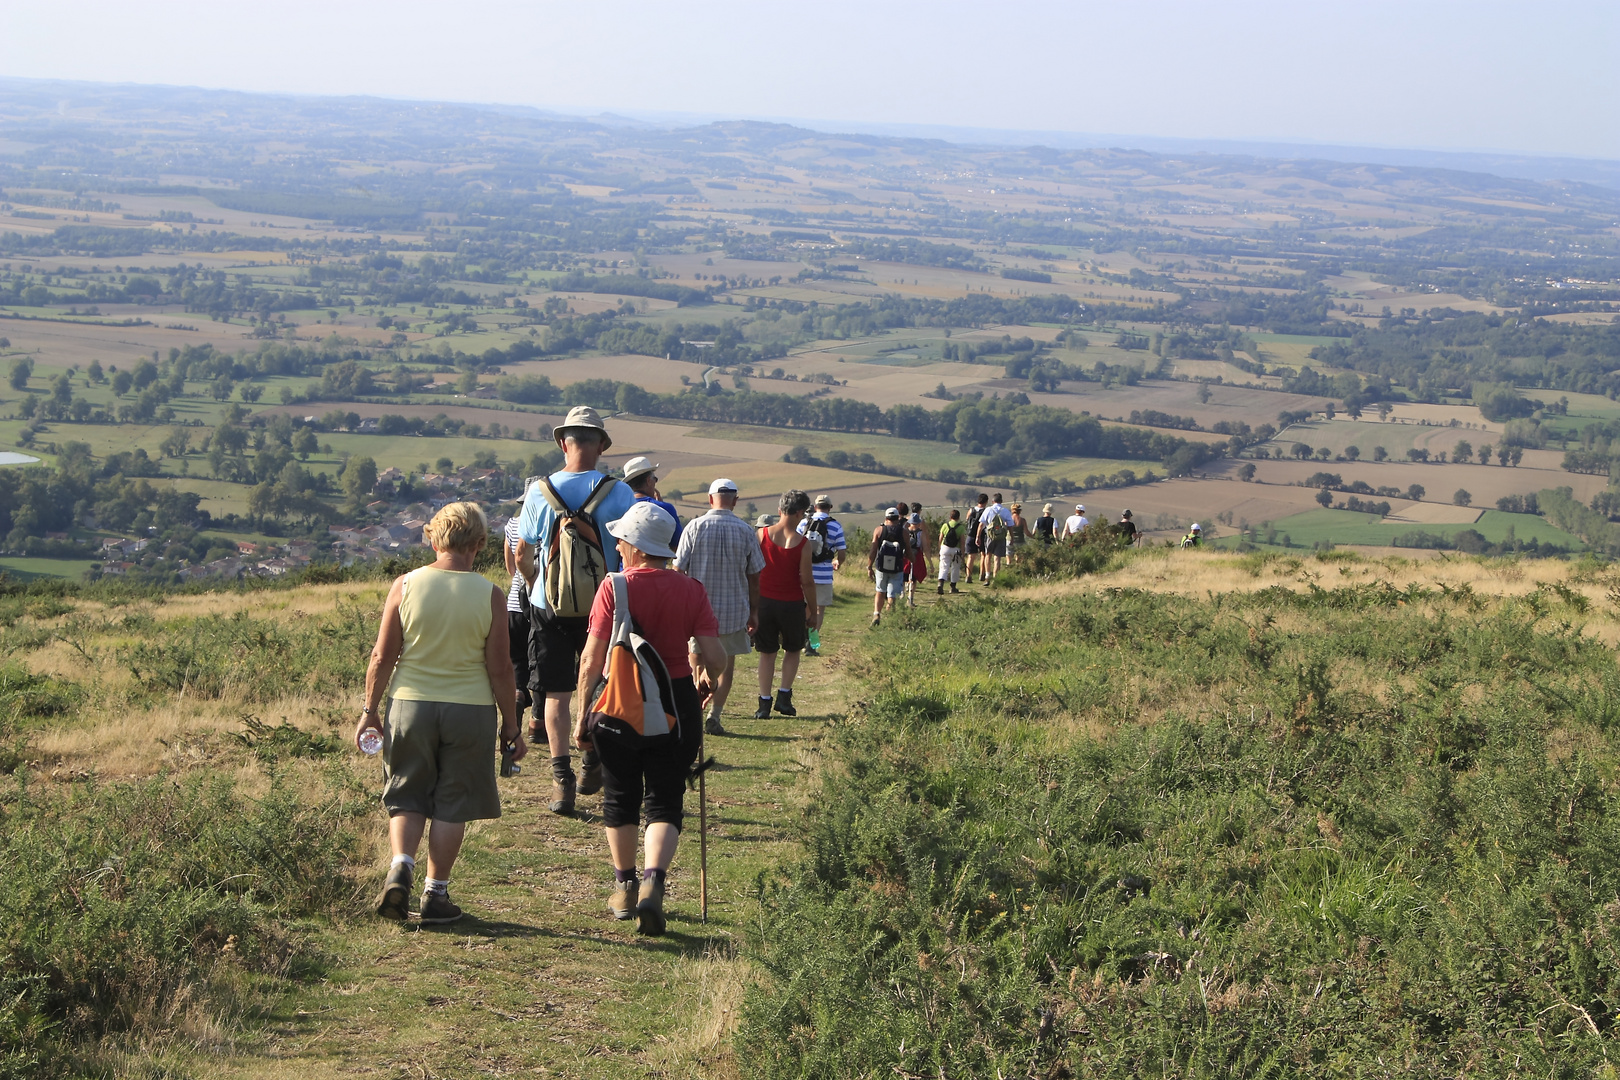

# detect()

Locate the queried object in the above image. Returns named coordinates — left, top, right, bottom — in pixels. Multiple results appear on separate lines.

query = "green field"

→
left=686, top=422, right=974, bottom=475
left=1214, top=507, right=1583, bottom=550
left=0, top=555, right=100, bottom=579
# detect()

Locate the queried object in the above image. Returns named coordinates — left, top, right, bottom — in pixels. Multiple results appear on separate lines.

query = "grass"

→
left=1213, top=507, right=1584, bottom=550
left=685, top=422, right=978, bottom=476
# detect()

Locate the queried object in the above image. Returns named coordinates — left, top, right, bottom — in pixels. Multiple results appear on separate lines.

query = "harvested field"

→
left=1213, top=455, right=1601, bottom=505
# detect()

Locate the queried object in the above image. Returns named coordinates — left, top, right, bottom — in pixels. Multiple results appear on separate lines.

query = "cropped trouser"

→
left=938, top=546, right=963, bottom=582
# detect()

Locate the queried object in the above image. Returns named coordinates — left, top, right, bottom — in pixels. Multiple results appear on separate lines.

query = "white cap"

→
left=622, top=455, right=659, bottom=481
left=606, top=501, right=678, bottom=560
left=885, top=506, right=900, bottom=518
left=708, top=477, right=738, bottom=495
left=1075, top=503, right=1086, bottom=511
left=1191, top=522, right=1202, bottom=531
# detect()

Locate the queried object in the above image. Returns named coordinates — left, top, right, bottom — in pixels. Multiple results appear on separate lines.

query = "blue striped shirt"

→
left=797, top=512, right=847, bottom=585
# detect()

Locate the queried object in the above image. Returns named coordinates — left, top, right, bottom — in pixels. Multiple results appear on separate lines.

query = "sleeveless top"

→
left=758, top=526, right=807, bottom=602
left=389, top=567, right=496, bottom=705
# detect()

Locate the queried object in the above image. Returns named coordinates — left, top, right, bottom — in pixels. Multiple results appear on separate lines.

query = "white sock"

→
left=391, top=854, right=414, bottom=869
left=423, top=876, right=449, bottom=897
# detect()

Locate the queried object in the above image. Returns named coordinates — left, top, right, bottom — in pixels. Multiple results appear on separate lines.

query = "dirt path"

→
left=209, top=587, right=872, bottom=1079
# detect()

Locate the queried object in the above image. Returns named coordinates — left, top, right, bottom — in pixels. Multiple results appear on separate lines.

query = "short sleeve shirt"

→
left=588, top=567, right=718, bottom=679
left=1064, top=514, right=1085, bottom=534
left=797, top=512, right=846, bottom=585
left=675, top=508, right=767, bottom=636
left=517, top=470, right=638, bottom=614
left=503, top=517, right=525, bottom=612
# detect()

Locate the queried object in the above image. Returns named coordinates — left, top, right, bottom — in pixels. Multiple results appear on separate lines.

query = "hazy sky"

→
left=6, top=0, right=1617, bottom=159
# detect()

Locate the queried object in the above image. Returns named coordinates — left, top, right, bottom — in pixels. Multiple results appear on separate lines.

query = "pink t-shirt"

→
left=588, top=567, right=718, bottom=679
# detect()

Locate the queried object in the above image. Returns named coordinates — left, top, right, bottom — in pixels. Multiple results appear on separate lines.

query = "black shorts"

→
left=965, top=533, right=982, bottom=555
left=507, top=607, right=531, bottom=696
left=594, top=676, right=702, bottom=830
left=752, top=597, right=807, bottom=653
left=528, top=607, right=589, bottom=696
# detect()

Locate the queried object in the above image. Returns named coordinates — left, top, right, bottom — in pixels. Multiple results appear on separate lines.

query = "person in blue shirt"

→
left=621, top=456, right=683, bottom=546
left=515, top=406, right=637, bottom=816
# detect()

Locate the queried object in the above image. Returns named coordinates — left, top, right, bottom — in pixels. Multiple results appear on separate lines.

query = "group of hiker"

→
left=352, top=404, right=1178, bottom=934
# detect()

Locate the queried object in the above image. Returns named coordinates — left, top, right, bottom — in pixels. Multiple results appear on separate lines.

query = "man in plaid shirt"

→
left=675, top=478, right=764, bottom=736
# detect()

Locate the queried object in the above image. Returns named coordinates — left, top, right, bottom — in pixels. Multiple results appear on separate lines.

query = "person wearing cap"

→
left=866, top=506, right=909, bottom=626
left=1116, top=509, right=1138, bottom=545
left=1181, top=522, right=1203, bottom=548
left=975, top=492, right=1015, bottom=581
left=515, top=405, right=638, bottom=816
left=675, top=478, right=765, bottom=736
left=1061, top=503, right=1090, bottom=541
left=574, top=501, right=724, bottom=935
left=1034, top=503, right=1057, bottom=545
left=621, top=455, right=683, bottom=546
left=753, top=490, right=818, bottom=719
left=796, top=494, right=846, bottom=655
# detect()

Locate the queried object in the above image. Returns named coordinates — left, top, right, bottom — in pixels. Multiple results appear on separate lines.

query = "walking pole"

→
left=698, top=724, right=709, bottom=923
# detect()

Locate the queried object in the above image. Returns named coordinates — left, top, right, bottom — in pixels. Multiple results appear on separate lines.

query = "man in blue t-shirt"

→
left=516, top=406, right=637, bottom=815
left=621, top=456, right=683, bottom=546
left=796, top=494, right=845, bottom=656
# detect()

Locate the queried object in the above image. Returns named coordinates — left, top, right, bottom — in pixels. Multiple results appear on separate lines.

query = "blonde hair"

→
left=424, top=501, right=488, bottom=554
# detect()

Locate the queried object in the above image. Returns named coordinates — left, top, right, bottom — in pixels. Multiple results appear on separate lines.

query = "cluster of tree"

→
left=1127, top=409, right=1200, bottom=431
left=1390, top=528, right=1570, bottom=557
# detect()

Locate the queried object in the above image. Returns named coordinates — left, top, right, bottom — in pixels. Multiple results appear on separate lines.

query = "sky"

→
left=4, top=0, right=1617, bottom=160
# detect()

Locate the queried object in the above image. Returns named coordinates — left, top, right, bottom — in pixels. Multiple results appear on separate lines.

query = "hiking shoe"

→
left=418, top=891, right=463, bottom=925
left=635, top=875, right=667, bottom=936
left=609, top=878, right=639, bottom=921
left=804, top=645, right=820, bottom=657
left=549, top=772, right=576, bottom=816
left=704, top=715, right=727, bottom=737
left=774, top=690, right=797, bottom=717
left=950, top=584, right=960, bottom=594
left=577, top=748, right=603, bottom=796
left=375, top=861, right=412, bottom=921
left=752, top=697, right=772, bottom=720
left=936, top=583, right=944, bottom=595
left=870, top=614, right=881, bottom=628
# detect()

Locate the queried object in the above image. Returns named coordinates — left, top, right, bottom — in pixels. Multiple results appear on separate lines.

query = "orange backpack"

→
left=587, top=573, right=678, bottom=738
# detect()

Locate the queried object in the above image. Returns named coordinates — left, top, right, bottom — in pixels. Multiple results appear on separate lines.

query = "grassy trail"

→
left=212, top=583, right=886, bottom=1079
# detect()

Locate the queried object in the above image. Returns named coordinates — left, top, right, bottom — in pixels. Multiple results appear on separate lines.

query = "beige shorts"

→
left=692, top=629, right=753, bottom=657
left=815, top=582, right=835, bottom=607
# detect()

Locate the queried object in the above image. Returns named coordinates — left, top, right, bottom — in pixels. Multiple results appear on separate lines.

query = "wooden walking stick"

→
left=698, top=725, right=709, bottom=923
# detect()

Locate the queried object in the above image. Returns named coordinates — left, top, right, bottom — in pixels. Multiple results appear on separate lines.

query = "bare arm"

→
left=357, top=576, right=406, bottom=749
left=503, top=534, right=517, bottom=577
left=798, top=536, right=818, bottom=620
left=746, top=570, right=761, bottom=636
left=693, top=635, right=725, bottom=682
left=866, top=526, right=881, bottom=574
left=484, top=586, right=524, bottom=760
left=515, top=538, right=537, bottom=588
left=574, top=633, right=610, bottom=748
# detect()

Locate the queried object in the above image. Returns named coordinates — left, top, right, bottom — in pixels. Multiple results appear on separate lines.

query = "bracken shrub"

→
left=0, top=772, right=366, bottom=1078
left=738, top=584, right=1620, bottom=1077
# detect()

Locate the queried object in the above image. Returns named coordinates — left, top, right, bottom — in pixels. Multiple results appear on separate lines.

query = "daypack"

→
left=538, top=475, right=619, bottom=618
left=806, top=516, right=836, bottom=564
left=984, top=509, right=1009, bottom=541
left=907, top=515, right=924, bottom=551
left=588, top=573, right=680, bottom=738
left=875, top=522, right=907, bottom=574
left=965, top=507, right=983, bottom=543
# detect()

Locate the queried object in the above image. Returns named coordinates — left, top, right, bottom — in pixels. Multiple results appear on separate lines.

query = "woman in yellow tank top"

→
left=355, top=502, right=525, bottom=925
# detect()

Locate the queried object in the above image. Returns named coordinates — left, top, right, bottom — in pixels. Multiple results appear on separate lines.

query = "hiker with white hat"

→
left=514, top=405, right=638, bottom=816
left=573, top=500, right=725, bottom=935
left=674, top=478, right=764, bottom=735
left=621, top=455, right=683, bottom=546
left=1181, top=522, right=1203, bottom=549
left=1061, top=502, right=1090, bottom=541
left=866, top=506, right=909, bottom=627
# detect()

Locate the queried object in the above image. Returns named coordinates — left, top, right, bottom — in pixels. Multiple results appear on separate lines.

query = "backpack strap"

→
left=538, top=476, right=570, bottom=514
left=580, top=476, right=619, bottom=516
left=608, top=572, right=632, bottom=646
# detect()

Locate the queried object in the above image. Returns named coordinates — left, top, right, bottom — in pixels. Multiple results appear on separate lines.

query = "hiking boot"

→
left=549, top=771, right=577, bottom=816
left=418, top=891, right=463, bottom=925
left=577, top=748, right=603, bottom=797
left=609, top=878, right=639, bottom=921
left=752, top=696, right=772, bottom=720
left=870, top=614, right=881, bottom=628
left=635, top=875, right=667, bottom=936
left=774, top=689, right=797, bottom=717
left=375, top=860, right=412, bottom=921
left=936, top=583, right=944, bottom=595
left=804, top=645, right=820, bottom=657
left=704, top=714, right=727, bottom=737
left=950, top=583, right=960, bottom=594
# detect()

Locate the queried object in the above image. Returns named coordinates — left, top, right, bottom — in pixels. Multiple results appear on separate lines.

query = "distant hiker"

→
left=514, top=405, right=637, bottom=816
left=868, top=506, right=909, bottom=626
left=937, top=508, right=966, bottom=594
left=574, top=501, right=724, bottom=936
left=1034, top=503, right=1057, bottom=545
left=977, top=492, right=1014, bottom=581
left=904, top=501, right=929, bottom=608
left=621, top=455, right=683, bottom=546
left=1061, top=503, right=1089, bottom=541
left=674, top=477, right=764, bottom=736
left=361, top=502, right=523, bottom=926
left=754, top=490, right=817, bottom=719
left=797, top=494, right=846, bottom=656
left=963, top=493, right=988, bottom=582
left=502, top=501, right=534, bottom=721
left=1182, top=522, right=1203, bottom=548
left=1116, top=509, right=1138, bottom=545
left=1008, top=503, right=1029, bottom=564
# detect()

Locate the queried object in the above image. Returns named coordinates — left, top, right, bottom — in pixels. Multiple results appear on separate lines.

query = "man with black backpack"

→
left=963, top=493, right=988, bottom=584
left=515, top=405, right=637, bottom=816
left=866, top=506, right=909, bottom=628
left=796, top=494, right=845, bottom=656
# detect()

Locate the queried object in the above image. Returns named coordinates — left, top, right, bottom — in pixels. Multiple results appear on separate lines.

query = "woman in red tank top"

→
left=752, top=490, right=817, bottom=719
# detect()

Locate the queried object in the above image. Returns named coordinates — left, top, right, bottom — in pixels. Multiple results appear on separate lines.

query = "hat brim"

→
left=606, top=518, right=675, bottom=560
left=557, top=426, right=612, bottom=451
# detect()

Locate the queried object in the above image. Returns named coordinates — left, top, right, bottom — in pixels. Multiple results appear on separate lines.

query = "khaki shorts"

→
left=815, top=582, right=835, bottom=607
left=382, top=698, right=501, bottom=823
left=693, top=629, right=753, bottom=657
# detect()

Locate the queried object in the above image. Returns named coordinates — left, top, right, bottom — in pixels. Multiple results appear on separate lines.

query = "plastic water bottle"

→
left=359, top=728, right=383, bottom=756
